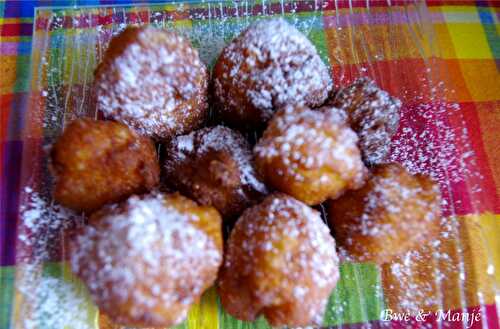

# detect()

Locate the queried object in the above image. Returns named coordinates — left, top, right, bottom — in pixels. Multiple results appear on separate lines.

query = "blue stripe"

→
left=476, top=5, right=500, bottom=62
left=14, top=41, right=32, bottom=56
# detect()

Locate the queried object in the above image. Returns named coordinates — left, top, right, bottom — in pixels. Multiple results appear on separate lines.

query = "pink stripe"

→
left=388, top=304, right=499, bottom=328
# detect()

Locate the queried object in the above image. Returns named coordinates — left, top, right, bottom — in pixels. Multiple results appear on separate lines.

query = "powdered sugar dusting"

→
left=220, top=193, right=339, bottom=325
left=358, top=176, right=438, bottom=237
left=16, top=267, right=95, bottom=329
left=21, top=1, right=495, bottom=326
left=94, top=26, right=208, bottom=140
left=381, top=215, right=477, bottom=317
left=254, top=105, right=365, bottom=189
left=330, top=164, right=441, bottom=264
left=384, top=248, right=443, bottom=314
left=16, top=188, right=92, bottom=329
left=18, top=187, right=83, bottom=263
left=214, top=18, right=332, bottom=124
left=166, top=126, right=268, bottom=195
left=70, top=193, right=222, bottom=326
left=330, top=77, right=401, bottom=165
left=390, top=102, right=473, bottom=183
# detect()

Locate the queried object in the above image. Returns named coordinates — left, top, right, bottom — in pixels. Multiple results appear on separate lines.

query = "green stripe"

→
left=214, top=262, right=383, bottom=328
left=6, top=262, right=98, bottom=328
left=7, top=36, right=34, bottom=42
left=323, top=262, right=384, bottom=326
left=13, top=55, right=32, bottom=93
left=3, top=259, right=383, bottom=328
left=0, top=266, right=15, bottom=329
left=307, top=24, right=330, bottom=65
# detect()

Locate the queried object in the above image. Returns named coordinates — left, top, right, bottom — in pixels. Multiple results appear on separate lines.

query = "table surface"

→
left=1, top=1, right=499, bottom=328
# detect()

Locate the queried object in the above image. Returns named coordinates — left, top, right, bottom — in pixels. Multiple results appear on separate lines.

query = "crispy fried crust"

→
left=328, top=163, right=441, bottom=264
left=328, top=77, right=401, bottom=165
left=50, top=118, right=159, bottom=213
left=218, top=193, right=339, bottom=327
left=213, top=18, right=332, bottom=130
left=70, top=193, right=223, bottom=327
left=163, top=126, right=268, bottom=221
left=94, top=26, right=209, bottom=140
left=254, top=105, right=367, bottom=205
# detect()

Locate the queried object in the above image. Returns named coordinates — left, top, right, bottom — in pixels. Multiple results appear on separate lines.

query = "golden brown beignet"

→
left=94, top=26, right=209, bottom=140
left=218, top=193, right=339, bottom=327
left=50, top=118, right=159, bottom=213
left=327, top=77, right=401, bottom=165
left=328, top=163, right=441, bottom=264
left=163, top=126, right=268, bottom=221
left=70, top=192, right=223, bottom=327
left=213, top=18, right=332, bottom=130
left=254, top=105, right=367, bottom=205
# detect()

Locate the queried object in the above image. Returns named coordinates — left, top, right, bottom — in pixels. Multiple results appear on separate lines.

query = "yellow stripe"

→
left=473, top=213, right=500, bottom=287
left=187, top=286, right=219, bottom=329
left=0, top=17, right=33, bottom=24
left=446, top=22, right=492, bottom=59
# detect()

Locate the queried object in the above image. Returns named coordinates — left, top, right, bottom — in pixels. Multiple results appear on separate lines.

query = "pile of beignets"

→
left=50, top=18, right=441, bottom=328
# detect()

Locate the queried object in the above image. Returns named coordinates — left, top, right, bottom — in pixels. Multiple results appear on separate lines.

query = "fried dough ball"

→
left=70, top=192, right=223, bottom=327
left=218, top=193, right=339, bottom=327
left=328, top=163, right=441, bottom=264
left=50, top=118, right=159, bottom=213
left=213, top=18, right=332, bottom=130
left=94, top=26, right=209, bottom=140
left=254, top=105, right=367, bottom=205
left=328, top=77, right=401, bottom=165
left=163, top=126, right=268, bottom=220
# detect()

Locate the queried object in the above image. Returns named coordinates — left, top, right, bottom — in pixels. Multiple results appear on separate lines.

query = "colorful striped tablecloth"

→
left=1, top=1, right=499, bottom=328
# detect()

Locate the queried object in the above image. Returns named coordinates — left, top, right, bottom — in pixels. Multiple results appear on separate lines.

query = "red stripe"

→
left=1, top=23, right=33, bottom=36
left=35, top=16, right=48, bottom=30
left=322, top=0, right=417, bottom=10
left=389, top=102, right=455, bottom=216
left=389, top=100, right=499, bottom=217
left=30, top=0, right=438, bottom=32
left=0, top=94, right=13, bottom=143
left=329, top=59, right=433, bottom=104
left=328, top=56, right=498, bottom=215
left=0, top=92, right=11, bottom=203
left=448, top=102, right=500, bottom=214
left=427, top=0, right=500, bottom=7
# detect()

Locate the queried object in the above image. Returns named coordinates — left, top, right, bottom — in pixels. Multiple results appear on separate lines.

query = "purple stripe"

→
left=324, top=319, right=389, bottom=328
left=0, top=141, right=23, bottom=266
left=18, top=22, right=34, bottom=36
left=0, top=41, right=32, bottom=56
left=0, top=42, right=18, bottom=56
left=6, top=93, right=29, bottom=141
left=0, top=42, right=21, bottom=56
left=323, top=11, right=445, bottom=28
